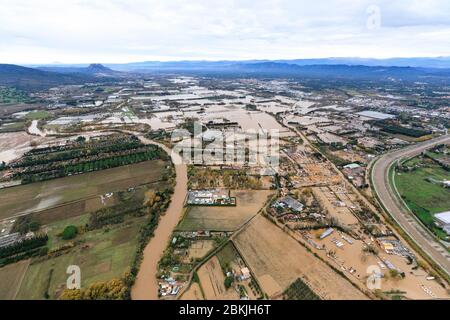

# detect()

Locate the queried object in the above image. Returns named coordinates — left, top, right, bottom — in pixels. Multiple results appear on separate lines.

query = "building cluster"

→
left=187, top=189, right=236, bottom=206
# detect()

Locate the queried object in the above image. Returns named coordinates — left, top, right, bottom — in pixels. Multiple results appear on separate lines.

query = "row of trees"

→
left=125, top=188, right=173, bottom=299
left=188, top=166, right=263, bottom=189
left=17, top=145, right=160, bottom=175
left=16, top=137, right=143, bottom=168
left=0, top=234, right=48, bottom=259
left=283, top=278, right=321, bottom=300
left=86, top=200, right=145, bottom=231
left=60, top=279, right=128, bottom=300
left=374, top=120, right=431, bottom=138
left=18, top=147, right=164, bottom=184
left=65, top=149, right=161, bottom=175
left=11, top=215, right=40, bottom=234
left=0, top=234, right=49, bottom=267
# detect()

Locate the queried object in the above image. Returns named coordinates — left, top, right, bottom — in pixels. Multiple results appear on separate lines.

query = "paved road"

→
left=371, top=135, right=450, bottom=276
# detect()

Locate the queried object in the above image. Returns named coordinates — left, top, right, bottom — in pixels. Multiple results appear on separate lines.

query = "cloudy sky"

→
left=1, top=0, right=449, bottom=64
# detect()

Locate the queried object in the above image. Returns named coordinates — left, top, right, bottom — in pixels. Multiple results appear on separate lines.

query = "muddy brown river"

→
left=131, top=136, right=187, bottom=300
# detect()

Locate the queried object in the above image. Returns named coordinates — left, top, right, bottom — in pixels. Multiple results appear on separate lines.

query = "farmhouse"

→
left=240, top=267, right=251, bottom=281
left=275, top=196, right=304, bottom=213
left=187, top=189, right=236, bottom=206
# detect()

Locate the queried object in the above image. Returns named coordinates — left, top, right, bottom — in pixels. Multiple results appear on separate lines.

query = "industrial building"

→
left=435, top=211, right=450, bottom=235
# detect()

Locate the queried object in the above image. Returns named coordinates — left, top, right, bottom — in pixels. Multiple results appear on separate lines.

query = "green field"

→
left=0, top=121, right=26, bottom=133
left=15, top=214, right=146, bottom=300
left=216, top=242, right=239, bottom=271
left=395, top=159, right=450, bottom=239
left=24, top=110, right=51, bottom=120
left=0, top=159, right=168, bottom=220
left=0, top=176, right=170, bottom=300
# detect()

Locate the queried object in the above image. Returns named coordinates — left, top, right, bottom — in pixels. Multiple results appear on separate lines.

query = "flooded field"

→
left=0, top=132, right=47, bottom=164
left=27, top=120, right=45, bottom=137
left=198, top=105, right=292, bottom=136
left=0, top=160, right=168, bottom=220
left=197, top=256, right=240, bottom=300
left=234, top=215, right=368, bottom=300
left=180, top=282, right=204, bottom=300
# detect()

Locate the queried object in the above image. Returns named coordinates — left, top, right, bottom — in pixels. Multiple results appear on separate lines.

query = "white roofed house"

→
left=435, top=211, right=450, bottom=235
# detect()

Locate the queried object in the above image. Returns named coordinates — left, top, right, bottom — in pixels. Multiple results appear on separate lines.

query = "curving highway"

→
left=371, top=134, right=450, bottom=276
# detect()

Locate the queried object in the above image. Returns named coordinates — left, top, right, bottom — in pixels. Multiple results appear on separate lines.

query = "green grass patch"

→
left=216, top=242, right=238, bottom=271
left=394, top=161, right=450, bottom=240
left=0, top=121, right=26, bottom=133
left=25, top=110, right=51, bottom=120
left=16, top=216, right=146, bottom=300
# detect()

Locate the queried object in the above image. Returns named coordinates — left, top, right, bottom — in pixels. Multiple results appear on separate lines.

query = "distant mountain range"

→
left=105, top=59, right=450, bottom=82
left=0, top=64, right=121, bottom=90
left=0, top=64, right=96, bottom=90
left=102, top=58, right=450, bottom=82
left=99, top=57, right=450, bottom=72
left=2, top=58, right=450, bottom=91
left=38, top=63, right=123, bottom=77
left=231, top=62, right=450, bottom=80
left=28, top=57, right=450, bottom=72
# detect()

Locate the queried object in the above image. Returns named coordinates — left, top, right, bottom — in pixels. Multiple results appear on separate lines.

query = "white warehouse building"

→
left=435, top=211, right=450, bottom=235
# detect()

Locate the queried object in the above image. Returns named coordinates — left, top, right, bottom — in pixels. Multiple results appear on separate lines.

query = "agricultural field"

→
left=0, top=159, right=168, bottom=220
left=0, top=260, right=30, bottom=300
left=186, top=240, right=216, bottom=261
left=197, top=256, right=240, bottom=300
left=0, top=121, right=26, bottom=133
left=395, top=157, right=450, bottom=238
left=15, top=215, right=146, bottom=300
left=283, top=278, right=321, bottom=300
left=24, top=110, right=51, bottom=120
left=6, top=133, right=166, bottom=184
left=0, top=180, right=173, bottom=300
left=233, top=215, right=368, bottom=300
left=177, top=190, right=274, bottom=231
left=195, top=242, right=263, bottom=300
left=180, top=282, right=204, bottom=300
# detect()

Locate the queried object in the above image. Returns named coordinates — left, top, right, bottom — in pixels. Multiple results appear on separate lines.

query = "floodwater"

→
left=199, top=105, right=292, bottom=135
left=0, top=132, right=41, bottom=164
left=28, top=120, right=45, bottom=137
left=131, top=136, right=187, bottom=300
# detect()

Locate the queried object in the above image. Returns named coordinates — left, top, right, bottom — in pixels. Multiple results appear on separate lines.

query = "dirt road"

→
left=131, top=136, right=188, bottom=300
left=371, top=134, right=450, bottom=276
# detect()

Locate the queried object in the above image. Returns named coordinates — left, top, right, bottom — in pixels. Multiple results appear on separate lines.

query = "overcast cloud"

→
left=0, top=0, right=449, bottom=63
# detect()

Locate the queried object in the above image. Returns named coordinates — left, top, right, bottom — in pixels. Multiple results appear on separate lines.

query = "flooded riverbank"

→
left=131, top=136, right=187, bottom=300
